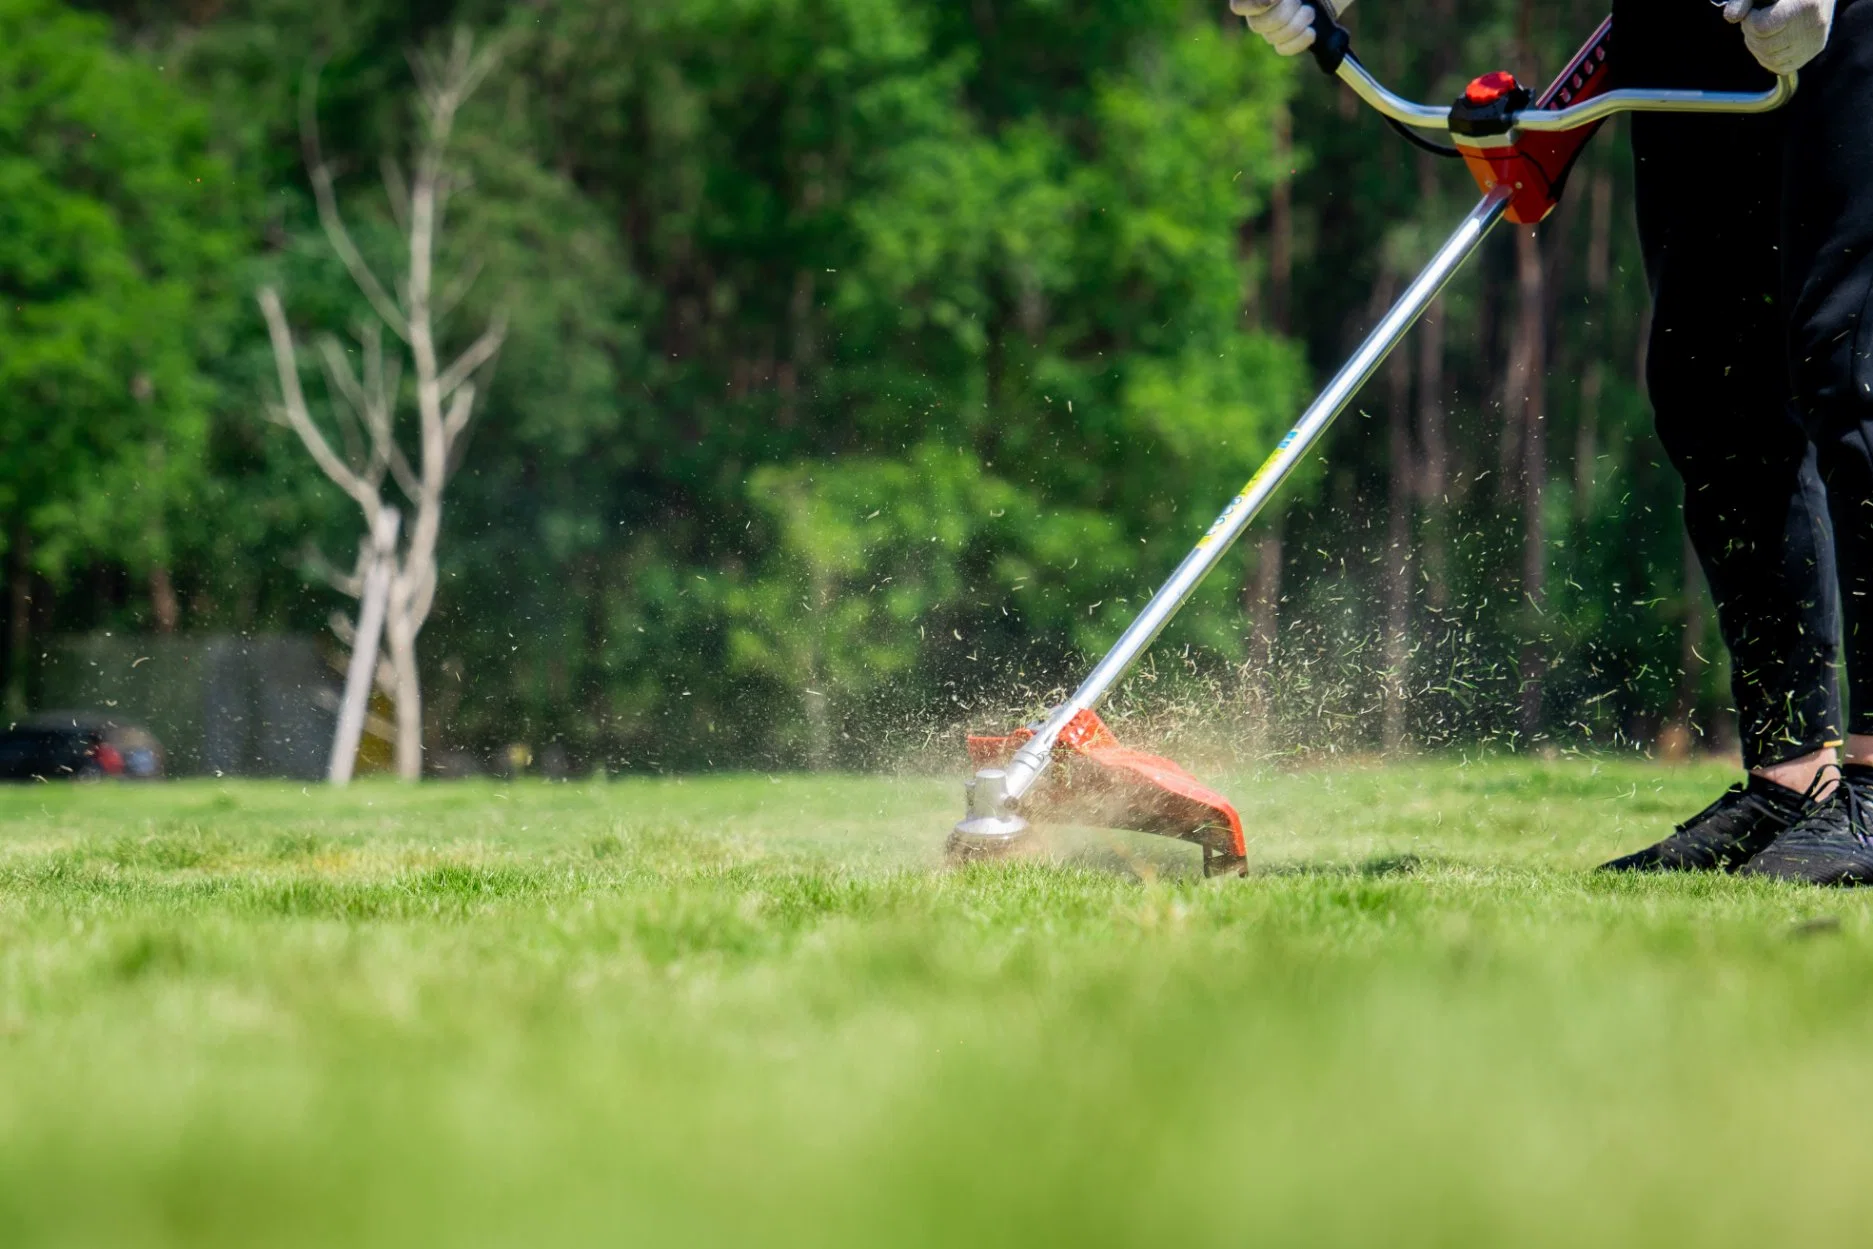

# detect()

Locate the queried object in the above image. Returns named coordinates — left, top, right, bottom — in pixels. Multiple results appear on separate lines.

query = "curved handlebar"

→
left=1509, top=74, right=1796, bottom=130
left=1333, top=54, right=1797, bottom=135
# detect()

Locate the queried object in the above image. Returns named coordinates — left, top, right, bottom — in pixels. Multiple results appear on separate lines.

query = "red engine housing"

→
left=1455, top=18, right=1613, bottom=225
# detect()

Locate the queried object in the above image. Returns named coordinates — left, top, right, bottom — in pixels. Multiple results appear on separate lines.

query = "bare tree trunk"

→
left=329, top=508, right=399, bottom=783
left=5, top=526, right=29, bottom=719
left=387, top=611, right=423, bottom=780
left=149, top=566, right=180, bottom=633
left=1509, top=227, right=1549, bottom=741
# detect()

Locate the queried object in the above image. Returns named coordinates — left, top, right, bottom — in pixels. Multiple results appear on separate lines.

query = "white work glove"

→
left=1229, top=0, right=1353, bottom=57
left=1721, top=0, right=1835, bottom=75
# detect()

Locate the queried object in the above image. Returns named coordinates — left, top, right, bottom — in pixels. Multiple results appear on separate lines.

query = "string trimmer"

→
left=952, top=5, right=1795, bottom=877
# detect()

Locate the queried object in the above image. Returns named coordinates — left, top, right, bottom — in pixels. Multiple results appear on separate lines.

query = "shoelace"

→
left=1677, top=770, right=1836, bottom=838
left=1839, top=773, right=1873, bottom=848
left=1793, top=765, right=1836, bottom=813
left=1782, top=765, right=1873, bottom=847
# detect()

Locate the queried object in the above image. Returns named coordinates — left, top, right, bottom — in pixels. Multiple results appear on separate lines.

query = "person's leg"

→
left=1600, top=0, right=1838, bottom=871
left=1780, top=0, right=1873, bottom=759
left=1622, top=0, right=1841, bottom=781
left=1742, top=0, right=1873, bottom=884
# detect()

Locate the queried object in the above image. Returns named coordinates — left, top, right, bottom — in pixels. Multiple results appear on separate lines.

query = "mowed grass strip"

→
left=0, top=760, right=1869, bottom=1248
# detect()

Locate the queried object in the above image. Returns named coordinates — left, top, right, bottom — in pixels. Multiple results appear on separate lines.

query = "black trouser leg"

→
left=1781, top=0, right=1873, bottom=740
left=1615, top=0, right=1847, bottom=768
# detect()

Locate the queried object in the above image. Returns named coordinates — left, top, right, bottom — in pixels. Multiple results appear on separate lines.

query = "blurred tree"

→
left=261, top=31, right=507, bottom=781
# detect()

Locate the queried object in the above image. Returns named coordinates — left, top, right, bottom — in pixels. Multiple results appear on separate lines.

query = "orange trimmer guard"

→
left=968, top=709, right=1245, bottom=871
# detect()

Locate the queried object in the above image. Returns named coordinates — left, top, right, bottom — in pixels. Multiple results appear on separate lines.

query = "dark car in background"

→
left=0, top=715, right=164, bottom=781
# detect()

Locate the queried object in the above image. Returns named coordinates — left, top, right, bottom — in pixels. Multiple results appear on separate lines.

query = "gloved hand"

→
left=1229, top=0, right=1353, bottom=57
left=1720, top=0, right=1835, bottom=75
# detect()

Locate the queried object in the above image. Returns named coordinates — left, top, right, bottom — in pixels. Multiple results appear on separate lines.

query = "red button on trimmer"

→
left=1464, top=71, right=1520, bottom=105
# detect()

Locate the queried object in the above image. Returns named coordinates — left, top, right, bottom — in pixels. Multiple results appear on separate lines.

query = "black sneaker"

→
left=1598, top=774, right=1815, bottom=874
left=1741, top=765, right=1873, bottom=886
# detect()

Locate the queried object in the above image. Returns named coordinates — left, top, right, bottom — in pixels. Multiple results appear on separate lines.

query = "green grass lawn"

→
left=2, top=758, right=1871, bottom=1247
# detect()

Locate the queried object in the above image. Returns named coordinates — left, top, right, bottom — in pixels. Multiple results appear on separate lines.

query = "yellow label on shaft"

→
left=1194, top=429, right=1300, bottom=550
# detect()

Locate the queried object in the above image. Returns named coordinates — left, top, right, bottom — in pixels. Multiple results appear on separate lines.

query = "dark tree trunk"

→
left=1509, top=227, right=1549, bottom=741
left=1245, top=102, right=1295, bottom=725
left=1357, top=260, right=1411, bottom=752
left=1411, top=0, right=1456, bottom=613
left=1245, top=516, right=1285, bottom=750
left=1249, top=522, right=1284, bottom=671
left=1575, top=169, right=1614, bottom=517
left=1268, top=106, right=1293, bottom=339
left=805, top=561, right=833, bottom=772
left=1414, top=155, right=1452, bottom=612
left=1383, top=314, right=1415, bottom=751
left=150, top=566, right=180, bottom=634
left=1661, top=531, right=1708, bottom=760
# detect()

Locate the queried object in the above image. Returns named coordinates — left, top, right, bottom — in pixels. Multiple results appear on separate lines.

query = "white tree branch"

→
left=313, top=334, right=380, bottom=482
left=259, top=287, right=380, bottom=515
left=315, top=333, right=369, bottom=419
left=303, top=543, right=364, bottom=599
left=353, top=327, right=421, bottom=500
left=440, top=381, right=477, bottom=448
left=383, top=442, right=423, bottom=507
left=433, top=255, right=483, bottom=325
left=301, top=66, right=411, bottom=342
left=404, top=559, right=440, bottom=640
left=379, top=153, right=411, bottom=235
left=437, top=317, right=506, bottom=402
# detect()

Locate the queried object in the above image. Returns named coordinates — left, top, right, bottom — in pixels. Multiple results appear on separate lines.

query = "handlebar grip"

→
left=1308, top=2, right=1352, bottom=75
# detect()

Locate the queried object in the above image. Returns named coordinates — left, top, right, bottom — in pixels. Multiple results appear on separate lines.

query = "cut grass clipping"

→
left=1, top=760, right=1870, bottom=1247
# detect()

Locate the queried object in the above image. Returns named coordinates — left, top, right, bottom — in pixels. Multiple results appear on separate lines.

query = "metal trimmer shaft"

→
left=953, top=185, right=1513, bottom=848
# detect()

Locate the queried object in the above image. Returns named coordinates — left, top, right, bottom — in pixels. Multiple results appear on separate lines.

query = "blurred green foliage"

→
left=0, top=0, right=236, bottom=579
left=16, top=0, right=1729, bottom=769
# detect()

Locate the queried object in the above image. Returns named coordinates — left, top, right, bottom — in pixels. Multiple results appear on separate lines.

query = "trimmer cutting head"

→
left=946, top=768, right=1036, bottom=861
left=952, top=711, right=1246, bottom=878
